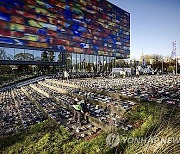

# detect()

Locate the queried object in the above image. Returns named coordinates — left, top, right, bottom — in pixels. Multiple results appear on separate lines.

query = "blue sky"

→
left=108, top=0, right=180, bottom=59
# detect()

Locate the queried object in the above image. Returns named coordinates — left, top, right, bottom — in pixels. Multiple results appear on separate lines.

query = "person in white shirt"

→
left=63, top=70, right=69, bottom=80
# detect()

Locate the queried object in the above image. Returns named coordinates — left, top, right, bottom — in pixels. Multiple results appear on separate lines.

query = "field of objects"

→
left=0, top=74, right=179, bottom=154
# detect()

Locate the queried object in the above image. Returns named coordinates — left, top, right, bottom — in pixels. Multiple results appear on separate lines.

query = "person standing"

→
left=73, top=98, right=82, bottom=125
left=64, top=70, right=69, bottom=80
left=80, top=99, right=89, bottom=124
left=136, top=69, right=140, bottom=77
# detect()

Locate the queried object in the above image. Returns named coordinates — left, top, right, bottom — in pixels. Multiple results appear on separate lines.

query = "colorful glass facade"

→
left=0, top=0, right=130, bottom=58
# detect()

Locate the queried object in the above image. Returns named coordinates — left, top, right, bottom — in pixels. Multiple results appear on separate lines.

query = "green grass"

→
left=0, top=120, right=109, bottom=154
left=124, top=120, right=180, bottom=154
left=131, top=115, right=155, bottom=137
left=122, top=103, right=180, bottom=154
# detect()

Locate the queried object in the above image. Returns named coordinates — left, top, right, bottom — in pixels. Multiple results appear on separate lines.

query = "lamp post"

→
left=161, top=56, right=163, bottom=74
left=173, top=41, right=178, bottom=75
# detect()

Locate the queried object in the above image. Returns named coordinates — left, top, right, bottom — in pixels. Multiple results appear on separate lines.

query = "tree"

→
left=0, top=49, right=6, bottom=60
left=48, top=51, right=55, bottom=62
left=110, top=58, right=116, bottom=68
left=34, top=56, right=41, bottom=61
left=58, top=53, right=63, bottom=62
left=0, top=48, right=11, bottom=60
left=66, top=53, right=72, bottom=70
left=118, top=59, right=126, bottom=68
left=140, top=54, right=162, bottom=66
left=40, top=51, right=50, bottom=73
left=167, top=65, right=175, bottom=73
left=14, top=53, right=34, bottom=61
left=48, top=51, right=56, bottom=72
left=41, top=51, right=48, bottom=61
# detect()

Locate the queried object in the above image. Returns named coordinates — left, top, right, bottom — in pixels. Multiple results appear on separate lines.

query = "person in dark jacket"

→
left=80, top=99, right=89, bottom=124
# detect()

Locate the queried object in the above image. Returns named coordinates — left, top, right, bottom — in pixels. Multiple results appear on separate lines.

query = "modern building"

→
left=0, top=0, right=130, bottom=72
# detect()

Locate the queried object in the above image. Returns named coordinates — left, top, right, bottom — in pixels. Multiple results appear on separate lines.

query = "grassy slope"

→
left=123, top=103, right=180, bottom=154
left=0, top=102, right=179, bottom=154
left=0, top=120, right=109, bottom=154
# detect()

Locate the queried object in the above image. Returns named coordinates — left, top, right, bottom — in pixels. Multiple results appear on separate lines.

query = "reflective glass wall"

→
left=68, top=53, right=115, bottom=73
left=0, top=46, right=115, bottom=73
left=0, top=47, right=60, bottom=62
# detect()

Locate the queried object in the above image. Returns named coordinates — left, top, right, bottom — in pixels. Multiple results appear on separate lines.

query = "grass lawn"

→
left=0, top=120, right=109, bottom=154
left=121, top=102, right=180, bottom=154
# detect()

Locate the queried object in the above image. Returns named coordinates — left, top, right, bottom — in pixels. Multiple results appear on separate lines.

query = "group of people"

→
left=72, top=98, right=89, bottom=126
left=26, top=83, right=91, bottom=126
